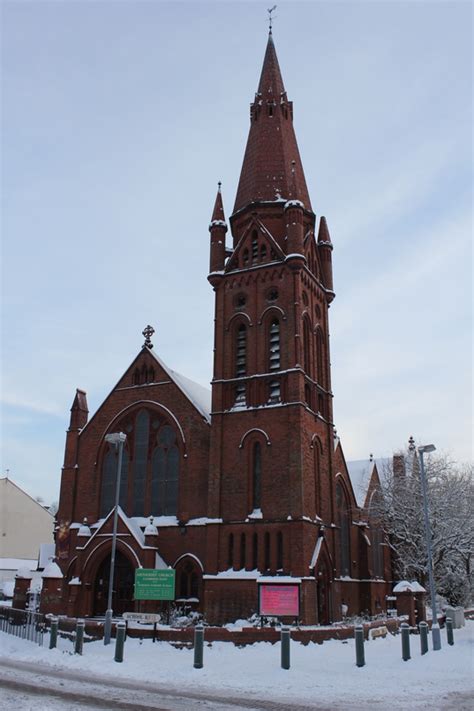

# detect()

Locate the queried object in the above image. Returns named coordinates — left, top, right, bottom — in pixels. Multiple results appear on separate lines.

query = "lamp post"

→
left=103, top=431, right=127, bottom=646
left=417, top=443, right=441, bottom=651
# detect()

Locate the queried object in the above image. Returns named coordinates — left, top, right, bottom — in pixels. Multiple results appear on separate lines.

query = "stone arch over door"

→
left=83, top=540, right=138, bottom=617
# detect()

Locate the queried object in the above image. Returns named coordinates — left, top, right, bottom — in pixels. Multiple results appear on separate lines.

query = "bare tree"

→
left=377, top=450, right=473, bottom=607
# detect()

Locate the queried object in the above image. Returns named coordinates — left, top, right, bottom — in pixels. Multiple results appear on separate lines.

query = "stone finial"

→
left=408, top=435, right=415, bottom=451
left=142, top=325, right=155, bottom=349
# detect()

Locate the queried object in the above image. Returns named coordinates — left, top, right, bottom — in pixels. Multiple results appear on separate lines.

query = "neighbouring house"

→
left=0, top=476, right=54, bottom=591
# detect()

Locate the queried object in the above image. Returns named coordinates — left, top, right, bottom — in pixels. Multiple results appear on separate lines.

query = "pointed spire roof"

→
left=257, top=32, right=285, bottom=97
left=210, top=182, right=226, bottom=225
left=317, top=216, right=332, bottom=246
left=233, top=33, right=312, bottom=215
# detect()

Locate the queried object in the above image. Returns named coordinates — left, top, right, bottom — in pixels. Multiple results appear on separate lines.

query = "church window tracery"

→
left=151, top=425, right=179, bottom=516
left=133, top=410, right=150, bottom=516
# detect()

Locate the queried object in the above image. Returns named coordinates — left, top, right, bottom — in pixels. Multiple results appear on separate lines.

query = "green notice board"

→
left=134, top=568, right=176, bottom=601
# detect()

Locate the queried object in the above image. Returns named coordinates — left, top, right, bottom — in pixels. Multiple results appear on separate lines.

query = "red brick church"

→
left=46, top=30, right=391, bottom=624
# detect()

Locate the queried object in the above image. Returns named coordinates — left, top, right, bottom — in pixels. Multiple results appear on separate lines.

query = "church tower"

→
left=207, top=31, right=336, bottom=622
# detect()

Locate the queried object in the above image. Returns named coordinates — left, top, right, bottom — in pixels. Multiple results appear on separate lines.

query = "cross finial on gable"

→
left=142, top=324, right=155, bottom=349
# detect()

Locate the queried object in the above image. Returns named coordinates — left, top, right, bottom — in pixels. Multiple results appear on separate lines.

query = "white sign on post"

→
left=122, top=612, right=161, bottom=624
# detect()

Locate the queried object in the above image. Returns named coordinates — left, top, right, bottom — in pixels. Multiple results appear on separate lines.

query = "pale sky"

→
left=1, top=0, right=472, bottom=504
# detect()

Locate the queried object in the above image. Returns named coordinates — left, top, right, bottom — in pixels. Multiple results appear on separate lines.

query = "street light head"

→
left=418, top=444, right=436, bottom=454
left=105, top=432, right=127, bottom=445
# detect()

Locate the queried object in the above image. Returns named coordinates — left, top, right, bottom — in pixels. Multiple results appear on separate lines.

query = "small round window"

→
left=235, top=293, right=247, bottom=308
left=267, top=288, right=279, bottom=302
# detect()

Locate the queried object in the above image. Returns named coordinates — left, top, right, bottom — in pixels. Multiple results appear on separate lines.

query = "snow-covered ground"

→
left=1, top=622, right=473, bottom=709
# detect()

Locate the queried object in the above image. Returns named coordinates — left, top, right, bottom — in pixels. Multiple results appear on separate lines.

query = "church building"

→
left=46, top=30, right=391, bottom=625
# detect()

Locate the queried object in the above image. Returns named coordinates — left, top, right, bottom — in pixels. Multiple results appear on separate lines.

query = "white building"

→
left=0, top=476, right=54, bottom=588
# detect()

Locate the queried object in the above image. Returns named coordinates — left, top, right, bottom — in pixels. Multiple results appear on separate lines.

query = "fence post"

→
left=355, top=625, right=365, bottom=667
left=446, top=617, right=454, bottom=646
left=115, top=621, right=126, bottom=662
left=401, top=622, right=411, bottom=661
left=281, top=626, right=290, bottom=670
left=49, top=616, right=58, bottom=649
left=193, top=624, right=204, bottom=669
left=419, top=621, right=428, bottom=655
left=74, top=619, right=84, bottom=655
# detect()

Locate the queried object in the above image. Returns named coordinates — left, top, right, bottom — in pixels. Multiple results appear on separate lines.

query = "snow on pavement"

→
left=0, top=622, right=473, bottom=709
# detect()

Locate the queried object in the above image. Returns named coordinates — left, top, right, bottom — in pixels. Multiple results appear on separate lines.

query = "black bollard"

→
left=355, top=625, right=365, bottom=667
left=193, top=624, right=204, bottom=669
left=74, top=619, right=84, bottom=655
left=401, top=622, right=410, bottom=661
left=446, top=617, right=454, bottom=646
left=419, top=621, right=428, bottom=655
left=115, top=621, right=126, bottom=662
left=281, top=626, right=290, bottom=670
left=49, top=616, right=58, bottom=650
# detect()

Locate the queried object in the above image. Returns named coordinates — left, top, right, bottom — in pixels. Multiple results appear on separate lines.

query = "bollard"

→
left=355, top=625, right=365, bottom=668
left=74, top=619, right=85, bottom=655
left=49, top=616, right=58, bottom=650
left=193, top=624, right=204, bottom=669
left=401, top=623, right=410, bottom=661
left=281, top=626, right=290, bottom=670
left=419, top=621, right=428, bottom=655
left=446, top=617, right=454, bottom=646
left=114, top=621, right=126, bottom=662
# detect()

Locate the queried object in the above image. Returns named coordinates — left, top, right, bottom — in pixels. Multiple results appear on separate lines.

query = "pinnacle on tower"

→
left=233, top=32, right=312, bottom=214
left=208, top=182, right=228, bottom=278
left=209, top=181, right=227, bottom=228
left=69, top=388, right=88, bottom=430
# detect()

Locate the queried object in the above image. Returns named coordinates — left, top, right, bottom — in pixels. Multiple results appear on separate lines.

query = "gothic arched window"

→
left=264, top=531, right=271, bottom=571
left=151, top=425, right=179, bottom=516
left=252, top=442, right=262, bottom=511
left=100, top=447, right=129, bottom=518
left=178, top=560, right=200, bottom=600
left=240, top=533, right=246, bottom=569
left=316, top=329, right=324, bottom=384
left=228, top=533, right=234, bottom=569
left=252, top=532, right=258, bottom=570
left=303, top=317, right=311, bottom=376
left=276, top=531, right=283, bottom=571
left=336, top=482, right=351, bottom=576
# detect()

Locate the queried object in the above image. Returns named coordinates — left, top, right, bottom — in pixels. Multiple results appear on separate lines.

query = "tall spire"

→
left=233, top=33, right=312, bottom=215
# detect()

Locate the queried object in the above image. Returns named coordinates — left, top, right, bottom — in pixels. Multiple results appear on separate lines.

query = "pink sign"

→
left=259, top=584, right=300, bottom=617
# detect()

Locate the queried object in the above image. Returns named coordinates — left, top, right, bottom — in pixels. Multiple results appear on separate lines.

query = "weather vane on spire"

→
left=268, top=5, right=277, bottom=34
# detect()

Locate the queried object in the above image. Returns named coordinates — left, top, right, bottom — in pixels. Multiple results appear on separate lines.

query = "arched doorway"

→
left=93, top=550, right=135, bottom=616
left=316, top=556, right=332, bottom=625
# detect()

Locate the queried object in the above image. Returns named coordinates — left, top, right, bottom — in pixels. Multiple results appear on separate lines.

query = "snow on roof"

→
left=0, top=558, right=37, bottom=571
left=41, top=561, right=63, bottom=579
left=346, top=459, right=375, bottom=508
left=150, top=350, right=211, bottom=422
left=393, top=580, right=427, bottom=593
left=38, top=543, right=56, bottom=569
left=2, top=581, right=14, bottom=598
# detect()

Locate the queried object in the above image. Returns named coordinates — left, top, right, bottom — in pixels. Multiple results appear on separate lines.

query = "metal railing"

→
left=0, top=605, right=45, bottom=646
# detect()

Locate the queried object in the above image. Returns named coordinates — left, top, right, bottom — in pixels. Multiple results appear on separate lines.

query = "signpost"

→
left=134, top=569, right=175, bottom=601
